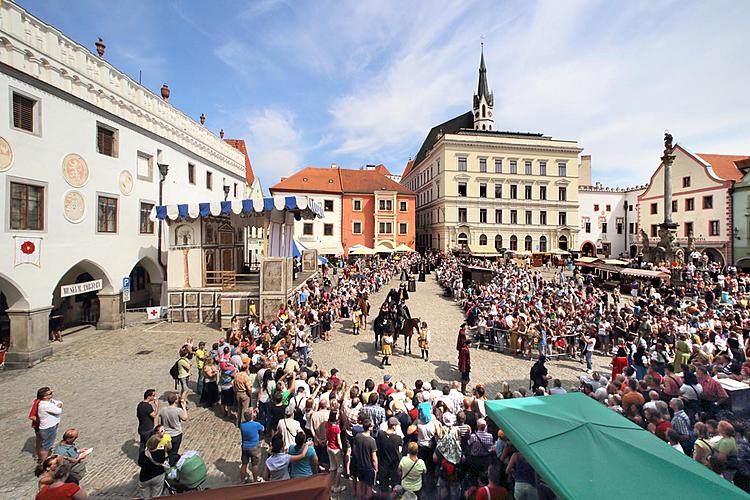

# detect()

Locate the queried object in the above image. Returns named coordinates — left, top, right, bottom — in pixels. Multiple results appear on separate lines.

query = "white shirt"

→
left=38, top=399, right=63, bottom=430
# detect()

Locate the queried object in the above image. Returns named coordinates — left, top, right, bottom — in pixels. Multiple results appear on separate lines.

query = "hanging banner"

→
left=61, top=279, right=102, bottom=297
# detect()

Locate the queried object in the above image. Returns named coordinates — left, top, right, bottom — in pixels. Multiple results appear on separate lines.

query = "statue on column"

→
left=664, top=132, right=673, bottom=155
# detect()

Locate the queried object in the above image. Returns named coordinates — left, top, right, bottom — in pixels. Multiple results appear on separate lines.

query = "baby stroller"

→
left=164, top=452, right=207, bottom=494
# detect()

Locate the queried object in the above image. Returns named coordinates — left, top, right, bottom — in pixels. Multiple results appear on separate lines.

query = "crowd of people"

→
left=26, top=249, right=750, bottom=498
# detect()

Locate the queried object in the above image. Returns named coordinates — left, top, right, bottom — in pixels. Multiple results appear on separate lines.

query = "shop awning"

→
left=603, top=258, right=629, bottom=266
left=485, top=393, right=747, bottom=500
left=394, top=243, right=416, bottom=253
left=549, top=248, right=571, bottom=255
left=468, top=244, right=499, bottom=256
left=576, top=257, right=601, bottom=266
left=620, top=268, right=669, bottom=279
left=299, top=239, right=344, bottom=256
left=348, top=245, right=375, bottom=255
left=150, top=196, right=324, bottom=221
left=374, top=243, right=395, bottom=253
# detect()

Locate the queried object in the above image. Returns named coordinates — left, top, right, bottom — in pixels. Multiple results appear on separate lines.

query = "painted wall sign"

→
left=61, top=279, right=102, bottom=297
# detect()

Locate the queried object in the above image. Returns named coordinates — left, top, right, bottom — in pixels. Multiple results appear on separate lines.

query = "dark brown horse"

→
left=395, top=317, right=420, bottom=355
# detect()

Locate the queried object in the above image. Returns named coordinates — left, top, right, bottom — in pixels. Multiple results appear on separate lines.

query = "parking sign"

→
left=123, top=277, right=131, bottom=302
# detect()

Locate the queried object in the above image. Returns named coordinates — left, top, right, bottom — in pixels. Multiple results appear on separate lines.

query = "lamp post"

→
left=157, top=163, right=169, bottom=282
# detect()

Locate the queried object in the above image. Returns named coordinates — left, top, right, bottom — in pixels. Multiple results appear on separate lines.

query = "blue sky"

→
left=19, top=0, right=750, bottom=189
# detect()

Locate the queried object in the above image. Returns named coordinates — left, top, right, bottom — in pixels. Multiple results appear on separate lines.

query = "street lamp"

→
left=157, top=163, right=169, bottom=282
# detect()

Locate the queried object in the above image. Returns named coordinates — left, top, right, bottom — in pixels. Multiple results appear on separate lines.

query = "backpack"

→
left=169, top=360, right=180, bottom=380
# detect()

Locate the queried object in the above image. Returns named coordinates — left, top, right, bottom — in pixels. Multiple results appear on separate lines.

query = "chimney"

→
left=160, top=83, right=170, bottom=101
left=280, top=177, right=288, bottom=182
left=95, top=37, right=106, bottom=57
left=219, top=128, right=225, bottom=139
left=579, top=155, right=592, bottom=186
left=199, top=113, right=205, bottom=125
left=330, top=162, right=337, bottom=169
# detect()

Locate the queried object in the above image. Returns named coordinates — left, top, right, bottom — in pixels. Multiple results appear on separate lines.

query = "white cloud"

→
left=242, top=108, right=304, bottom=184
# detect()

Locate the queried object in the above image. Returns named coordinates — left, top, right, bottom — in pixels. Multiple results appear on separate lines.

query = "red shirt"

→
left=29, top=399, right=40, bottom=430
left=36, top=483, right=81, bottom=500
left=475, top=484, right=508, bottom=500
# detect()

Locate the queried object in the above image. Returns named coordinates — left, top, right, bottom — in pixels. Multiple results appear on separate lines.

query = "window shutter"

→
left=13, top=94, right=35, bottom=132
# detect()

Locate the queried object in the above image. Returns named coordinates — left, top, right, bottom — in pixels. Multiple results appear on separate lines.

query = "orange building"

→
left=270, top=166, right=415, bottom=254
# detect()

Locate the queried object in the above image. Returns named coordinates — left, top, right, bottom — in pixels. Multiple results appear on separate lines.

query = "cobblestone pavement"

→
left=0, top=272, right=610, bottom=499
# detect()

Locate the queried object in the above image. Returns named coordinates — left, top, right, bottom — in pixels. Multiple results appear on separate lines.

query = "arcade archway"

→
left=51, top=260, right=114, bottom=330
left=581, top=241, right=596, bottom=257
left=0, top=273, right=29, bottom=352
left=127, top=257, right=163, bottom=308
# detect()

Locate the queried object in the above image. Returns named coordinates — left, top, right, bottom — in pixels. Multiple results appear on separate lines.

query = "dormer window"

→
left=303, top=177, right=308, bottom=182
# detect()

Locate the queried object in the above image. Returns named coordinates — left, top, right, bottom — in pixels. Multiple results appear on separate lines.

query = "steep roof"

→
left=473, top=49, right=493, bottom=109
left=411, top=111, right=474, bottom=172
left=339, top=168, right=414, bottom=195
left=401, top=159, right=415, bottom=179
left=223, top=139, right=255, bottom=184
left=269, top=167, right=343, bottom=194
left=371, top=164, right=391, bottom=175
left=696, top=153, right=749, bottom=182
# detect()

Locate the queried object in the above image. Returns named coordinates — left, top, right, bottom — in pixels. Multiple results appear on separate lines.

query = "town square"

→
left=1, top=1, right=750, bottom=499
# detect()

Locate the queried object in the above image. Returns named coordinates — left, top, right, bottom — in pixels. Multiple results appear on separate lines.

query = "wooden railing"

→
left=204, top=271, right=259, bottom=290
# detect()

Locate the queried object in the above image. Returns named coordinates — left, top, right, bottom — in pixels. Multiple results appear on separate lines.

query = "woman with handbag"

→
left=398, top=442, right=426, bottom=497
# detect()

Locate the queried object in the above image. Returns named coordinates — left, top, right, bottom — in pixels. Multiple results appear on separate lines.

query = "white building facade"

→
left=0, top=1, right=250, bottom=367
left=578, top=183, right=645, bottom=258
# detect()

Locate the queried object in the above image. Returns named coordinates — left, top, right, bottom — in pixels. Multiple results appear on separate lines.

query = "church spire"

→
left=473, top=42, right=494, bottom=131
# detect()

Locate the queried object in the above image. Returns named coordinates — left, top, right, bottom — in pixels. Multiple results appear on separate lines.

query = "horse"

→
left=395, top=317, right=420, bottom=355
left=357, top=296, right=370, bottom=331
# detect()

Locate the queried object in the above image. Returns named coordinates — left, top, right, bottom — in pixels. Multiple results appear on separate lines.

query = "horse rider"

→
left=396, top=300, right=411, bottom=331
left=373, top=304, right=390, bottom=349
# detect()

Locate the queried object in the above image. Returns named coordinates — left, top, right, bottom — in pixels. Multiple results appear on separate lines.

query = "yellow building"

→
left=402, top=50, right=583, bottom=253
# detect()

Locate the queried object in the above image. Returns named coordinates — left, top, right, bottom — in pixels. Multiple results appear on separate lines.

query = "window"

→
left=525, top=161, right=533, bottom=175
left=510, top=160, right=518, bottom=174
left=558, top=162, right=567, bottom=177
left=684, top=222, right=693, bottom=237
left=96, top=124, right=118, bottom=157
left=510, top=210, right=518, bottom=224
left=399, top=222, right=408, bottom=235
left=558, top=235, right=568, bottom=251
left=539, top=161, right=547, bottom=176
left=495, top=235, right=503, bottom=251
left=458, top=182, right=467, bottom=197
left=9, top=182, right=44, bottom=230
left=458, top=232, right=468, bottom=246
left=234, top=183, right=238, bottom=198
left=540, top=211, right=547, bottom=225
left=629, top=222, right=635, bottom=234
left=682, top=176, right=691, bottom=188
left=685, top=198, right=694, bottom=211
left=585, top=222, right=591, bottom=232
left=494, top=184, right=502, bottom=198
left=400, top=201, right=407, bottom=212
left=479, top=183, right=487, bottom=198
left=671, top=200, right=678, bottom=213
left=140, top=202, right=154, bottom=234
left=558, top=187, right=567, bottom=201
left=322, top=223, right=333, bottom=236
left=458, top=157, right=467, bottom=171
left=479, top=158, right=487, bottom=173
left=703, top=196, right=713, bottom=209
left=605, top=204, right=611, bottom=212
left=352, top=221, right=362, bottom=234
left=650, top=202, right=658, bottom=214
left=651, top=224, right=658, bottom=237
left=206, top=171, right=213, bottom=190
left=629, top=205, right=633, bottom=211
left=601, top=222, right=608, bottom=233
left=539, top=186, right=547, bottom=200
left=558, top=211, right=567, bottom=226
left=525, top=235, right=533, bottom=251
left=594, top=204, right=599, bottom=212
left=480, top=209, right=487, bottom=223
left=494, top=159, right=502, bottom=173
left=525, top=185, right=532, bottom=200
left=188, top=163, right=195, bottom=184
left=303, top=223, right=313, bottom=235
left=709, top=220, right=720, bottom=236
left=510, top=185, right=518, bottom=199
left=324, top=200, right=334, bottom=212
left=616, top=221, right=623, bottom=234
left=479, top=234, right=487, bottom=245
left=539, top=236, right=547, bottom=252
left=379, top=199, right=393, bottom=211
left=495, top=209, right=502, bottom=224
left=136, top=152, right=153, bottom=181
left=12, top=92, right=37, bottom=133
left=458, top=208, right=467, bottom=223
left=510, top=235, right=518, bottom=251
left=353, top=199, right=362, bottom=211
left=525, top=210, right=532, bottom=225
left=379, top=222, right=393, bottom=234
left=97, top=196, right=118, bottom=233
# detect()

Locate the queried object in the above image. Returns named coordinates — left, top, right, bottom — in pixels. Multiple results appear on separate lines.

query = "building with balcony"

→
left=401, top=49, right=583, bottom=253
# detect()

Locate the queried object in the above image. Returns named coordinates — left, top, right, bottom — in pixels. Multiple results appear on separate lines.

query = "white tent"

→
left=348, top=244, right=375, bottom=255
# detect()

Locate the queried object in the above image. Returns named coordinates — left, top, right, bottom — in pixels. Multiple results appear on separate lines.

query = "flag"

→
left=146, top=307, right=162, bottom=320
left=15, top=236, right=42, bottom=267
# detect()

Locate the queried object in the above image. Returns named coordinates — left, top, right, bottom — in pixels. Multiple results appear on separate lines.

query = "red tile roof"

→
left=269, top=167, right=343, bottom=194
left=697, top=153, right=749, bottom=182
left=401, top=159, right=415, bottom=179
left=224, top=139, right=255, bottom=184
left=269, top=167, right=414, bottom=196
left=339, top=168, right=413, bottom=195
left=372, top=164, right=391, bottom=175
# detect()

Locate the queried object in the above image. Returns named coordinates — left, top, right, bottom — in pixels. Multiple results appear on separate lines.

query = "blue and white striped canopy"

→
left=150, top=196, right=324, bottom=221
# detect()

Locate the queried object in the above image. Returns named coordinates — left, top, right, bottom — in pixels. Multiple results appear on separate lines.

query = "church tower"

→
left=472, top=46, right=494, bottom=131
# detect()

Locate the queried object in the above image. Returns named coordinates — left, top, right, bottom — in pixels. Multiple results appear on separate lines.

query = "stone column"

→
left=96, top=292, right=122, bottom=330
left=4, top=306, right=53, bottom=368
